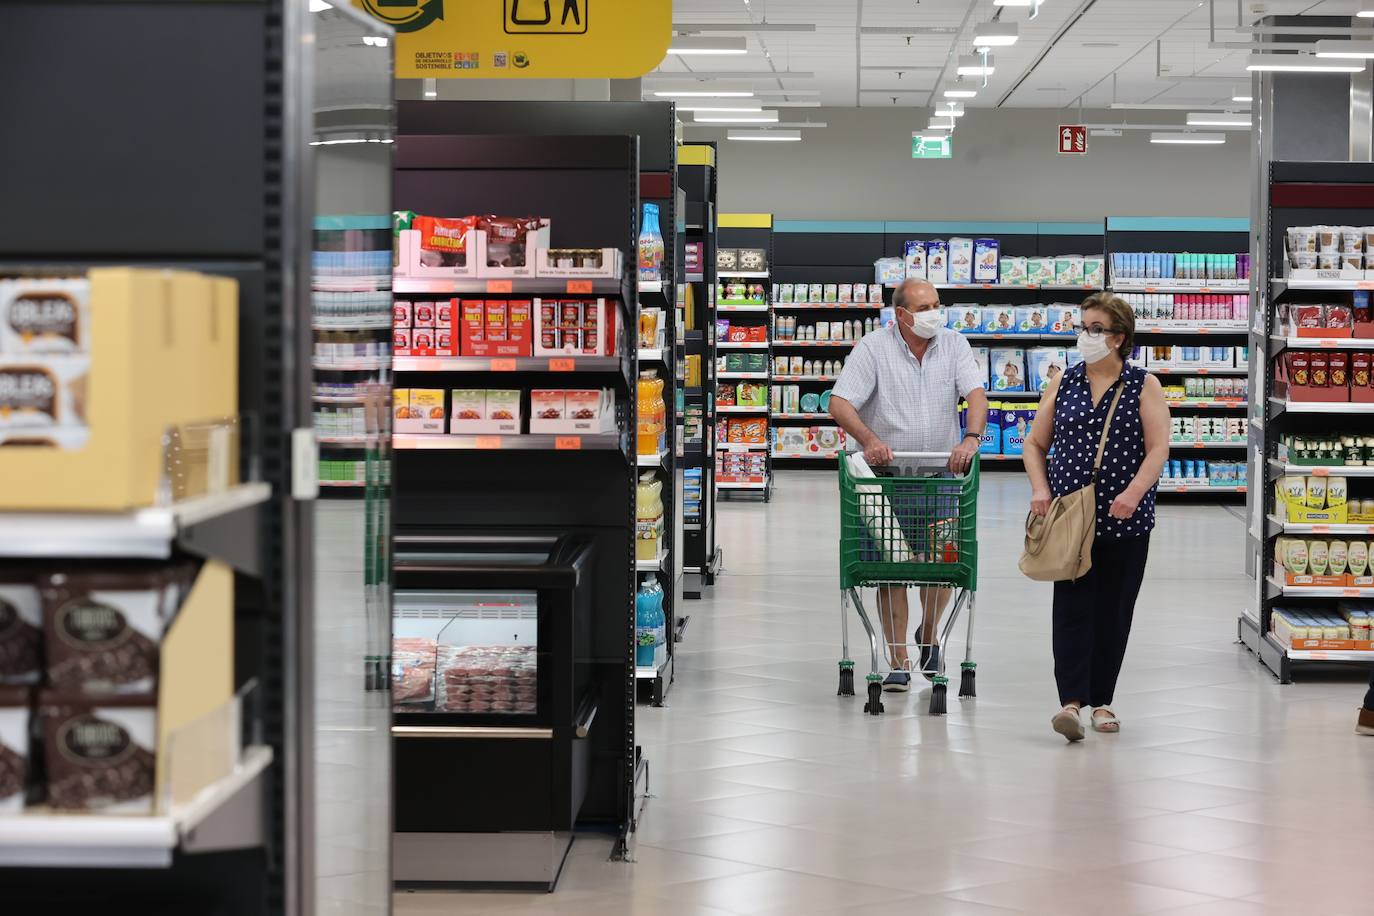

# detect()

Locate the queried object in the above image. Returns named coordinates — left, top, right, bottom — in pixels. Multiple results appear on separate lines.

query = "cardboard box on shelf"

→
left=394, top=224, right=484, bottom=279
left=395, top=388, right=446, bottom=434
left=479, top=218, right=550, bottom=279
left=534, top=247, right=623, bottom=279
left=529, top=388, right=616, bottom=434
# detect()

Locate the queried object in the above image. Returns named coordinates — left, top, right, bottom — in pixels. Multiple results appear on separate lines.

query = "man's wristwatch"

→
left=963, top=432, right=982, bottom=442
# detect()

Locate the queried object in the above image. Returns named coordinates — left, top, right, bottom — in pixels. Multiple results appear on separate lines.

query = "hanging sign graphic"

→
left=1058, top=125, right=1088, bottom=155
left=912, top=134, right=952, bottom=159
left=353, top=0, right=671, bottom=79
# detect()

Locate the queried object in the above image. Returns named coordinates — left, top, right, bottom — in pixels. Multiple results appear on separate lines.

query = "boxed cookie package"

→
left=0, top=686, right=27, bottom=813
left=0, top=574, right=43, bottom=684
left=39, top=692, right=158, bottom=813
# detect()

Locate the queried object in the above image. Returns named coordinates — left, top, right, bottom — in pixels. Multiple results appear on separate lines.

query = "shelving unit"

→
left=717, top=214, right=775, bottom=502
left=1240, top=159, right=1374, bottom=683
left=678, top=143, right=723, bottom=599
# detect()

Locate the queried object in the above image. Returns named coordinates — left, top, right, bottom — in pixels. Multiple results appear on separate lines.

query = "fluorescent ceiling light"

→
left=1315, top=40, right=1374, bottom=59
left=1232, top=94, right=1253, bottom=102
left=728, top=130, right=801, bottom=142
left=1246, top=54, right=1365, bottom=72
left=362, top=35, right=388, bottom=47
left=693, top=110, right=779, bottom=124
left=309, top=0, right=332, bottom=10
left=673, top=22, right=816, bottom=33
left=928, top=117, right=956, bottom=131
left=1186, top=112, right=1251, bottom=127
left=956, top=54, right=995, bottom=77
left=674, top=104, right=764, bottom=113
left=936, top=102, right=965, bottom=117
left=1150, top=132, right=1226, bottom=145
left=943, top=88, right=978, bottom=99
left=972, top=21, right=1018, bottom=48
left=1361, top=9, right=1374, bottom=18
left=993, top=0, right=1037, bottom=5
left=652, top=90, right=755, bottom=98
left=667, top=36, right=748, bottom=55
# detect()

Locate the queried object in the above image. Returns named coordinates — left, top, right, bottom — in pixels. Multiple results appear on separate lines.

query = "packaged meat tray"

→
left=391, top=637, right=437, bottom=705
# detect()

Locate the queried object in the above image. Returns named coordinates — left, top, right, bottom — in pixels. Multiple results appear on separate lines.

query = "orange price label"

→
left=1312, top=525, right=1331, bottom=534
left=555, top=436, right=582, bottom=450
left=1359, top=281, right=1374, bottom=290
left=1198, top=369, right=1210, bottom=375
left=1197, top=329, right=1210, bottom=334
left=1345, top=588, right=1362, bottom=597
left=1192, top=443, right=1205, bottom=449
left=549, top=358, right=576, bottom=372
left=1321, top=339, right=1339, bottom=347
left=491, top=358, right=517, bottom=372
left=474, top=436, right=502, bottom=450
left=1313, top=467, right=1330, bottom=476
left=486, top=279, right=513, bottom=294
left=566, top=280, right=594, bottom=294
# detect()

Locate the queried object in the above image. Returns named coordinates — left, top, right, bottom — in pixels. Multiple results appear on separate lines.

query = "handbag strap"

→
left=1091, top=382, right=1127, bottom=480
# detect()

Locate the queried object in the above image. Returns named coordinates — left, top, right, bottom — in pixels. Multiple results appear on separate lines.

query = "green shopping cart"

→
left=837, top=451, right=980, bottom=716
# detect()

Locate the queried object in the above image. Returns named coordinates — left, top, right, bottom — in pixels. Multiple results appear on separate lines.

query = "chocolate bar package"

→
left=0, top=356, right=90, bottom=448
left=479, top=216, right=544, bottom=269
left=0, top=574, right=43, bottom=684
left=40, top=565, right=181, bottom=694
left=40, top=692, right=157, bottom=813
left=0, top=686, right=28, bottom=813
left=0, top=279, right=91, bottom=357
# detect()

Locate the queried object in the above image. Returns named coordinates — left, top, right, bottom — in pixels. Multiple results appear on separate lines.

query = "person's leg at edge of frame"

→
left=1359, top=667, right=1374, bottom=735
left=1050, top=554, right=1099, bottom=742
left=917, top=586, right=951, bottom=679
left=1087, top=535, right=1150, bottom=734
left=878, top=585, right=913, bottom=692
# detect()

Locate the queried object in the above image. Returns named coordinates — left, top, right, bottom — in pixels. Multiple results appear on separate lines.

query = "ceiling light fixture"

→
left=972, top=21, right=1019, bottom=48
left=1232, top=94, right=1253, bottom=103
left=309, top=0, right=332, bottom=10
left=693, top=110, right=779, bottom=124
left=1150, top=132, right=1226, bottom=145
left=994, top=0, right=1044, bottom=16
left=956, top=54, right=995, bottom=77
left=652, top=90, right=755, bottom=98
left=674, top=104, right=765, bottom=113
left=1315, top=40, right=1374, bottom=59
left=928, top=117, right=956, bottom=131
left=935, top=102, right=966, bottom=117
left=362, top=35, right=389, bottom=47
left=943, top=88, right=978, bottom=99
left=666, top=36, right=748, bottom=55
left=1246, top=54, right=1365, bottom=72
left=1360, top=9, right=1374, bottom=18
left=728, top=130, right=802, bottom=142
left=1186, top=112, right=1252, bottom=127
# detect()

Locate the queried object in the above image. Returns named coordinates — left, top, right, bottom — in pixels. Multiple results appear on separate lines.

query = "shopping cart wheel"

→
left=838, top=660, right=855, bottom=697
left=929, top=676, right=948, bottom=716
left=863, top=679, right=884, bottom=716
left=958, top=661, right=977, bottom=698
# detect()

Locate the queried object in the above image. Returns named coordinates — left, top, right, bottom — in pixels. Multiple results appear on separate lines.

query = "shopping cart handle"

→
left=890, top=451, right=956, bottom=460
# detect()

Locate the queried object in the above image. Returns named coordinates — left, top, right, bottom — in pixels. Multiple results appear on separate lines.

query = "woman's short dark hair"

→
left=1080, top=292, right=1135, bottom=361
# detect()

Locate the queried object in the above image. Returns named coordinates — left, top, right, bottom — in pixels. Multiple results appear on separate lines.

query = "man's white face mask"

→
left=906, top=307, right=945, bottom=339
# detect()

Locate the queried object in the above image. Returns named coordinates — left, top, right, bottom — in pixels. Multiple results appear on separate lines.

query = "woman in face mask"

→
left=1022, top=293, right=1171, bottom=743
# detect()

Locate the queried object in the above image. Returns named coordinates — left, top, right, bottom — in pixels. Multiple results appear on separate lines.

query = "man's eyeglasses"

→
left=1071, top=323, right=1122, bottom=339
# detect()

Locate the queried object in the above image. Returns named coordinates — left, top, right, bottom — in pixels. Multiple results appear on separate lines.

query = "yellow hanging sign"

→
left=352, top=0, right=672, bottom=80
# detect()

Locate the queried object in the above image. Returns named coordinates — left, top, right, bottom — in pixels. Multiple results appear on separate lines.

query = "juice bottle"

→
left=636, top=471, right=663, bottom=562
left=637, top=371, right=665, bottom=455
left=638, top=203, right=664, bottom=283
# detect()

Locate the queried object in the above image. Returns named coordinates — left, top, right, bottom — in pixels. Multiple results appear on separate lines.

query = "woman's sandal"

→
left=1091, top=708, right=1120, bottom=733
left=1051, top=704, right=1085, bottom=743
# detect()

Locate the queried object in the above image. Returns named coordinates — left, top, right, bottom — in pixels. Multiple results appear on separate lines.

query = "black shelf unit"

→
left=1239, top=161, right=1374, bottom=683
left=0, top=2, right=333, bottom=912
left=388, top=127, right=640, bottom=880
left=717, top=217, right=775, bottom=502
left=678, top=144, right=722, bottom=597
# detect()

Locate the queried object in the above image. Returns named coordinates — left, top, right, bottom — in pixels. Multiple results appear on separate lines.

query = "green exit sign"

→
left=912, top=135, right=952, bottom=159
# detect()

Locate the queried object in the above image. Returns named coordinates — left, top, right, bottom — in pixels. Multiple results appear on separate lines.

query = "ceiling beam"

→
left=645, top=71, right=815, bottom=80
left=674, top=23, right=816, bottom=33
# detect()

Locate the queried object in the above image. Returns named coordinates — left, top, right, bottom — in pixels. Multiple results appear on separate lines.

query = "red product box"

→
left=1330, top=352, right=1350, bottom=390
left=393, top=327, right=412, bottom=355
left=727, top=325, right=752, bottom=343
left=581, top=300, right=600, bottom=356
left=413, top=300, right=437, bottom=330
left=435, top=299, right=454, bottom=330
left=411, top=326, right=436, bottom=356
left=506, top=300, right=533, bottom=357
left=393, top=300, right=413, bottom=328
left=1310, top=352, right=1330, bottom=388
left=485, top=300, right=509, bottom=343
left=560, top=301, right=582, bottom=329
left=459, top=299, right=488, bottom=356
left=436, top=329, right=454, bottom=355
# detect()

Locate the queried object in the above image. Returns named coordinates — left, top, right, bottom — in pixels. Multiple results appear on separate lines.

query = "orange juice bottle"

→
left=637, top=372, right=665, bottom=455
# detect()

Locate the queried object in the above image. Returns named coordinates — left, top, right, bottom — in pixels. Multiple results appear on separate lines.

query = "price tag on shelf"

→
left=566, top=280, right=593, bottom=294
left=1312, top=525, right=1331, bottom=534
left=1344, top=588, right=1362, bottom=597
left=486, top=280, right=514, bottom=294
left=1359, top=281, right=1374, bottom=290
left=1320, top=339, right=1340, bottom=347
left=555, top=436, right=582, bottom=450
left=1313, top=467, right=1330, bottom=476
left=491, top=358, right=517, bottom=372
left=474, top=436, right=502, bottom=450
left=1197, top=329, right=1210, bottom=334
left=549, top=358, right=576, bottom=372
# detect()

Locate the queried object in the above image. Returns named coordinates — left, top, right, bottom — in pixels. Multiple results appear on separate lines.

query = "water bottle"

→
left=636, top=576, right=666, bottom=668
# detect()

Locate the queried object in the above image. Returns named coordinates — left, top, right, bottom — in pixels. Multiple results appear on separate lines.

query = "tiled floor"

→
left=393, top=471, right=1374, bottom=916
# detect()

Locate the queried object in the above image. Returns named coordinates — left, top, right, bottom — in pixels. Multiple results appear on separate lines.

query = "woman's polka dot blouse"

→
left=1047, top=362, right=1156, bottom=539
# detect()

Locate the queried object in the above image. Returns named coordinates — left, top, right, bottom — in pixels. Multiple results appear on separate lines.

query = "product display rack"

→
left=718, top=213, right=775, bottom=501
left=678, top=144, right=723, bottom=598
left=1240, top=160, right=1374, bottom=683
left=636, top=154, right=681, bottom=706
left=387, top=122, right=644, bottom=881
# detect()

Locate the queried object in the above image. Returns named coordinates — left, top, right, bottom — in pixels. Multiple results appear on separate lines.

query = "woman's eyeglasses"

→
left=1071, top=323, right=1121, bottom=339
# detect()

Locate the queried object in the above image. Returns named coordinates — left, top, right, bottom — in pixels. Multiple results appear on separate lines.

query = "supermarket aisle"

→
left=395, top=471, right=1374, bottom=916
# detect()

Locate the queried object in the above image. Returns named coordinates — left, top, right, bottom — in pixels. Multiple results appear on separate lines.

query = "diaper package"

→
left=981, top=402, right=1004, bottom=455
left=1050, top=305, right=1079, bottom=335
left=902, top=242, right=926, bottom=280
left=1083, top=256, right=1106, bottom=288
left=989, top=348, right=1027, bottom=392
left=949, top=237, right=974, bottom=284
left=947, top=306, right=983, bottom=333
left=1027, top=257, right=1056, bottom=286
left=1016, top=306, right=1049, bottom=333
left=1028, top=347, right=1069, bottom=392
left=1002, top=406, right=1034, bottom=456
left=1054, top=255, right=1085, bottom=286
left=999, top=256, right=1028, bottom=286
left=970, top=346, right=990, bottom=386
left=926, top=240, right=950, bottom=284
left=974, top=238, right=1000, bottom=283
left=982, top=307, right=1016, bottom=334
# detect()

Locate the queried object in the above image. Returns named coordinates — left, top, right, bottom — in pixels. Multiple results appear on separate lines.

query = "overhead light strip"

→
left=1186, top=112, right=1252, bottom=127
left=972, top=21, right=1019, bottom=48
left=1150, top=132, right=1226, bottom=145
left=692, top=110, right=780, bottom=124
left=1246, top=54, right=1365, bottom=73
left=727, top=130, right=802, bottom=142
left=666, top=36, right=748, bottom=56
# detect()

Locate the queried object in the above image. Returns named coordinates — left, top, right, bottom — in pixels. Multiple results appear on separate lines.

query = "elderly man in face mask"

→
left=829, top=278, right=989, bottom=692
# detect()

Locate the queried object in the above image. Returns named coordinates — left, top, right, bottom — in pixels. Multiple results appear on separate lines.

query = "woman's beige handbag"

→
left=1019, top=385, right=1124, bottom=582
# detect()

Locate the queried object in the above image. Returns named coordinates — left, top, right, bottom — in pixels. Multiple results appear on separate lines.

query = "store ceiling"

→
left=658, top=0, right=1365, bottom=110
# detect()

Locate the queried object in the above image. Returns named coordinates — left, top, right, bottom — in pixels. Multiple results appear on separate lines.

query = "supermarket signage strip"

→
left=638, top=348, right=664, bottom=362
left=392, top=433, right=622, bottom=451
left=1270, top=397, right=1374, bottom=414
left=716, top=342, right=771, bottom=350
left=1267, top=515, right=1374, bottom=535
left=772, top=341, right=857, bottom=349
left=774, top=303, right=885, bottom=311
left=720, top=371, right=770, bottom=379
left=717, top=443, right=769, bottom=452
left=1272, top=277, right=1374, bottom=293
left=718, top=305, right=769, bottom=312
left=717, top=405, right=769, bottom=413
left=881, top=283, right=1105, bottom=291
left=1267, top=575, right=1374, bottom=599
left=1274, top=336, right=1374, bottom=350
left=772, top=375, right=839, bottom=382
left=719, top=271, right=770, bottom=279
left=1111, top=281, right=1250, bottom=293
left=1268, top=459, right=1374, bottom=478
left=718, top=481, right=769, bottom=489
left=393, top=356, right=618, bottom=373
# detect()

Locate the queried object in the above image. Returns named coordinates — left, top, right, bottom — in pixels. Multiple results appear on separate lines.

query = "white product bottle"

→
left=803, top=359, right=814, bottom=376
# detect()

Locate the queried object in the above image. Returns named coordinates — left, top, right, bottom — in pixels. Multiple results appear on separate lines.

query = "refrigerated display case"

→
left=391, top=535, right=599, bottom=889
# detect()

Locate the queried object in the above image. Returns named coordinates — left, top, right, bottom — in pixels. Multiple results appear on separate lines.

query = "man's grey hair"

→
left=892, top=278, right=937, bottom=310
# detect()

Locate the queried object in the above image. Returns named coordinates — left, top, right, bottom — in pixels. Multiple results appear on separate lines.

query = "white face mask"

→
left=1077, top=331, right=1115, bottom=363
left=907, top=308, right=945, bottom=339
